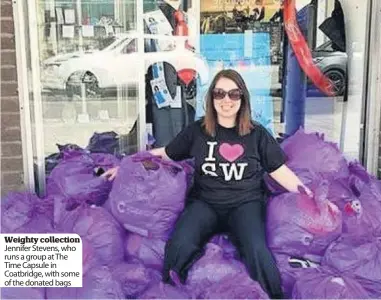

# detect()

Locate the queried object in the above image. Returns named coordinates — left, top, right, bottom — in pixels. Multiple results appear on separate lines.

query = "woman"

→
left=103, top=69, right=311, bottom=299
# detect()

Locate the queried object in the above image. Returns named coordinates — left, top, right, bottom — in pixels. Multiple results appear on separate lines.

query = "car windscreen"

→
left=101, top=36, right=129, bottom=51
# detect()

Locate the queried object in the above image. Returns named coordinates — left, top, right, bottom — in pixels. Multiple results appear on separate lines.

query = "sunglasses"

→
left=212, top=88, right=242, bottom=101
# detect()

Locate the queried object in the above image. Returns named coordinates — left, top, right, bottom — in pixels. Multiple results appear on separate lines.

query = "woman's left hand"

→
left=101, top=166, right=120, bottom=181
left=303, top=186, right=314, bottom=198
left=269, top=164, right=313, bottom=196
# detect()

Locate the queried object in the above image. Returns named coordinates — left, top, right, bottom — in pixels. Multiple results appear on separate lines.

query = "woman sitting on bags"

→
left=103, top=69, right=312, bottom=299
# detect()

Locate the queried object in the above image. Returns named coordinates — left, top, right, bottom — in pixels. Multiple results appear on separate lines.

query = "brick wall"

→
left=1, top=0, right=25, bottom=196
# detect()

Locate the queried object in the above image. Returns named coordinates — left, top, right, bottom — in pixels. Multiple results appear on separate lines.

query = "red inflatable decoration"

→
left=174, top=10, right=189, bottom=36
left=178, top=68, right=196, bottom=86
left=284, top=0, right=335, bottom=96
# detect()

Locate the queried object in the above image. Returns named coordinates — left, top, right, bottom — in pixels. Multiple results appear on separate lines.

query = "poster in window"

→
left=64, top=9, right=76, bottom=24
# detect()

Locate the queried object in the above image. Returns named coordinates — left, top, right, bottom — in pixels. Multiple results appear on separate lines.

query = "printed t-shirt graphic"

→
left=201, top=141, right=248, bottom=181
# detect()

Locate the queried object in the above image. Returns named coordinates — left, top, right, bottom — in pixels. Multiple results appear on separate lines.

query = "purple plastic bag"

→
left=124, top=233, right=166, bottom=270
left=266, top=181, right=342, bottom=257
left=111, top=262, right=161, bottom=298
left=1, top=192, right=54, bottom=234
left=56, top=205, right=125, bottom=266
left=326, top=162, right=381, bottom=237
left=292, top=267, right=370, bottom=299
left=139, top=282, right=190, bottom=299
left=183, top=243, right=243, bottom=297
left=326, top=176, right=381, bottom=237
left=322, top=234, right=381, bottom=298
left=171, top=243, right=268, bottom=299
left=86, top=131, right=120, bottom=155
left=44, top=239, right=102, bottom=300
left=178, top=158, right=195, bottom=190
left=281, top=129, right=349, bottom=179
left=59, top=143, right=88, bottom=158
left=46, top=151, right=119, bottom=213
left=347, top=162, right=381, bottom=234
left=273, top=253, right=320, bottom=298
left=210, top=234, right=238, bottom=259
left=109, top=151, right=188, bottom=239
left=1, top=287, right=45, bottom=299
left=348, top=161, right=381, bottom=199
left=90, top=153, right=120, bottom=167
left=201, top=272, right=269, bottom=299
left=46, top=265, right=124, bottom=299
left=81, top=238, right=101, bottom=275
left=266, top=129, right=349, bottom=193
left=44, top=143, right=87, bottom=175
left=274, top=253, right=302, bottom=297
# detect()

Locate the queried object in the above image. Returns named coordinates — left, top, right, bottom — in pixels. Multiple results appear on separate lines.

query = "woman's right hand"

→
left=101, top=166, right=119, bottom=181
left=149, top=147, right=170, bottom=160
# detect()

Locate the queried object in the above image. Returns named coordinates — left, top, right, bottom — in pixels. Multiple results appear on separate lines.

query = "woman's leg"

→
left=227, top=201, right=284, bottom=299
left=163, top=200, right=220, bottom=284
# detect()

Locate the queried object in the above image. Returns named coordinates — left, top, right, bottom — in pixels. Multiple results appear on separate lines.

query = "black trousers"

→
left=162, top=199, right=284, bottom=299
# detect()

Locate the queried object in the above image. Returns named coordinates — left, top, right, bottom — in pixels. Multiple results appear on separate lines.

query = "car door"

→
left=111, top=38, right=139, bottom=87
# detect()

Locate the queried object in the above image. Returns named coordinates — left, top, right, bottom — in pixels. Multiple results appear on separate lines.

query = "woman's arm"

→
left=102, top=147, right=172, bottom=181
left=103, top=123, right=194, bottom=181
left=149, top=147, right=171, bottom=160
left=269, top=164, right=313, bottom=196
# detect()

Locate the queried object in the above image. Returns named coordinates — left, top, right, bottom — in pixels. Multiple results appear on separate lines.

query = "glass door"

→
left=17, top=0, right=144, bottom=195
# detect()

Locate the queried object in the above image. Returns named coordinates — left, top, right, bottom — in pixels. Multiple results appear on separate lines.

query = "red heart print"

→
left=218, top=143, right=244, bottom=162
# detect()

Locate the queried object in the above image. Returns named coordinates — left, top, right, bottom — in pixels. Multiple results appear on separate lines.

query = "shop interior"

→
left=15, top=0, right=371, bottom=194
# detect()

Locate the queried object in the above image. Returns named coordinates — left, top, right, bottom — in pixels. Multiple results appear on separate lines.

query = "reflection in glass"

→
left=141, top=0, right=206, bottom=148
left=198, top=0, right=366, bottom=161
left=24, top=0, right=140, bottom=194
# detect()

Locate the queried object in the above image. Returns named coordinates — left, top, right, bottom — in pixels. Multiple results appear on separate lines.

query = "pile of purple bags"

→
left=265, top=129, right=381, bottom=298
left=2, top=128, right=381, bottom=299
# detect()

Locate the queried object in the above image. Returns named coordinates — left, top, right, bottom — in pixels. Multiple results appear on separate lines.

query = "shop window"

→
left=81, top=3, right=115, bottom=26
left=19, top=0, right=143, bottom=195
left=198, top=0, right=370, bottom=162
left=15, top=0, right=373, bottom=193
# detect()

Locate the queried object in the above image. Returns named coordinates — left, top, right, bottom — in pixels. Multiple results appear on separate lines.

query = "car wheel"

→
left=66, top=71, right=100, bottom=98
left=325, top=69, right=346, bottom=96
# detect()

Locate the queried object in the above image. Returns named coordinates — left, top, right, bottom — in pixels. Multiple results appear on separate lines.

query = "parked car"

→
left=312, top=40, right=347, bottom=96
left=279, top=40, right=347, bottom=96
left=41, top=33, right=210, bottom=98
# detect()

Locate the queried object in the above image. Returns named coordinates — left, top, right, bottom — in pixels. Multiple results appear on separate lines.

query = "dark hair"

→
left=202, top=69, right=254, bottom=136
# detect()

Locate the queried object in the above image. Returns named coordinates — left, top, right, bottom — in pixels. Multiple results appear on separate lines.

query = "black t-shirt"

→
left=165, top=119, right=286, bottom=207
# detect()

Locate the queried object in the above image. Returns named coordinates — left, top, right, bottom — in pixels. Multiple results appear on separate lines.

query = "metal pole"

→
left=363, top=0, right=381, bottom=175
left=194, top=0, right=201, bottom=53
left=76, top=0, right=83, bottom=52
left=12, top=0, right=36, bottom=192
left=81, top=83, right=87, bottom=115
left=27, top=0, right=46, bottom=196
left=136, top=0, right=146, bottom=150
